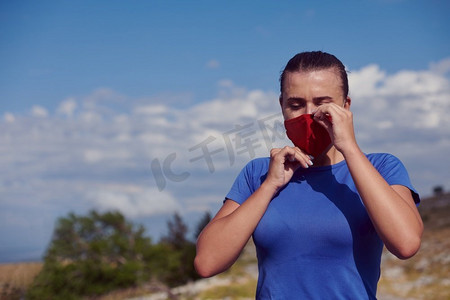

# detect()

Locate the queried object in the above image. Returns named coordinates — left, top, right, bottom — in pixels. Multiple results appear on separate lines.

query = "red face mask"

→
left=284, top=114, right=331, bottom=157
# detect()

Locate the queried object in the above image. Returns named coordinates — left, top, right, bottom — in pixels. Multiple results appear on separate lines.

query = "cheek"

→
left=280, top=106, right=292, bottom=120
left=282, top=110, right=304, bottom=121
left=280, top=102, right=288, bottom=119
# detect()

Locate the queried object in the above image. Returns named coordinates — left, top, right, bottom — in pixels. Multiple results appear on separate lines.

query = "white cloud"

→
left=57, top=98, right=77, bottom=117
left=133, top=104, right=168, bottom=115
left=80, top=110, right=103, bottom=123
left=429, top=57, right=450, bottom=75
left=81, top=87, right=127, bottom=112
left=84, top=149, right=104, bottom=163
left=89, top=186, right=181, bottom=218
left=185, top=81, right=279, bottom=130
left=348, top=64, right=386, bottom=98
left=379, top=70, right=447, bottom=96
left=1, top=61, right=450, bottom=261
left=349, top=63, right=450, bottom=133
left=84, top=87, right=125, bottom=104
left=3, top=113, right=15, bottom=123
left=83, top=147, right=131, bottom=164
left=31, top=105, right=48, bottom=118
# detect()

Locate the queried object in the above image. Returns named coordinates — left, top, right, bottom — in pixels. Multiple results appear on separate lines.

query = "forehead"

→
left=282, top=68, right=343, bottom=95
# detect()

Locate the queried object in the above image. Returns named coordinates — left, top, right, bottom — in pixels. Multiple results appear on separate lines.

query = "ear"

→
left=279, top=95, right=283, bottom=108
left=344, top=97, right=351, bottom=110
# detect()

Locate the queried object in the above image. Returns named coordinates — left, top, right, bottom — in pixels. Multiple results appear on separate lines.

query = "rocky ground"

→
left=377, top=192, right=450, bottom=299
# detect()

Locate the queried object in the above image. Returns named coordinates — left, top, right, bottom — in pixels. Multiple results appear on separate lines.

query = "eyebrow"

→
left=286, top=97, right=305, bottom=102
left=286, top=96, right=333, bottom=102
left=313, top=96, right=333, bottom=103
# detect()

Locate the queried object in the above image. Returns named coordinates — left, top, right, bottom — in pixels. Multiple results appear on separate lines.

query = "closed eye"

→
left=314, top=96, right=333, bottom=106
left=317, top=100, right=331, bottom=106
left=290, top=103, right=305, bottom=109
left=286, top=98, right=306, bottom=110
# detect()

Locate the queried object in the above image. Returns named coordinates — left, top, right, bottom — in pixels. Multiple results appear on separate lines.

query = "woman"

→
left=194, top=51, right=423, bottom=299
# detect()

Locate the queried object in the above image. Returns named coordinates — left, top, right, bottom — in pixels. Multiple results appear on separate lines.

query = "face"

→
left=280, top=68, right=350, bottom=120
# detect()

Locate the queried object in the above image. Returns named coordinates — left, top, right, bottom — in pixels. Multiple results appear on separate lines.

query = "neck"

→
left=312, top=146, right=345, bottom=167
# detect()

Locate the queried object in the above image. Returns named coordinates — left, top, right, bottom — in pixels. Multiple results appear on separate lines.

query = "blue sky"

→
left=0, top=0, right=449, bottom=262
left=2, top=0, right=449, bottom=112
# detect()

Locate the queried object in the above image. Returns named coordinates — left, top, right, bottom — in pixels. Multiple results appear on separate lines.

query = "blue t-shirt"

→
left=225, top=153, right=419, bottom=299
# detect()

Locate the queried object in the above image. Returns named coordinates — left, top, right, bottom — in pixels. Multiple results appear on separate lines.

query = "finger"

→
left=274, top=146, right=314, bottom=169
left=273, top=146, right=302, bottom=167
left=270, top=148, right=280, bottom=157
left=279, top=146, right=297, bottom=161
left=292, top=147, right=314, bottom=168
left=313, top=103, right=344, bottom=117
left=271, top=147, right=293, bottom=164
left=312, top=104, right=345, bottom=130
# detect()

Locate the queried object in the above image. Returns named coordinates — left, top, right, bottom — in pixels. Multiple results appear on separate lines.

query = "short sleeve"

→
left=369, top=153, right=420, bottom=205
left=224, top=158, right=269, bottom=205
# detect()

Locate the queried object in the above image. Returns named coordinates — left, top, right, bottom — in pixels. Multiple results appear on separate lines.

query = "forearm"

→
left=195, top=182, right=277, bottom=277
left=343, top=146, right=423, bottom=259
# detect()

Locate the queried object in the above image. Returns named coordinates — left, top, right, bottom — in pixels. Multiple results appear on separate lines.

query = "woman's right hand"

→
left=264, top=146, right=313, bottom=191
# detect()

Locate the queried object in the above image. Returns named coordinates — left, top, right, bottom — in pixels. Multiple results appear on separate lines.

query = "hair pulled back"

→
left=280, top=51, right=348, bottom=98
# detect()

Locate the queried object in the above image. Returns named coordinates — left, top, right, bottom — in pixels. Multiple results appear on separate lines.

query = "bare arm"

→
left=314, top=103, right=423, bottom=259
left=194, top=147, right=313, bottom=277
left=343, top=148, right=423, bottom=259
left=194, top=185, right=275, bottom=278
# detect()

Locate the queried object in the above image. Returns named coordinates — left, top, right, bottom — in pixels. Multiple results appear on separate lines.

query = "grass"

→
left=0, top=262, right=43, bottom=299
left=192, top=240, right=258, bottom=300
left=196, top=278, right=257, bottom=300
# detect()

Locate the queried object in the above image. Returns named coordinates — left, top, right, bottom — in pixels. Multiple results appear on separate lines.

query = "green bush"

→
left=26, top=210, right=205, bottom=298
left=27, top=211, right=152, bottom=299
left=159, top=212, right=201, bottom=287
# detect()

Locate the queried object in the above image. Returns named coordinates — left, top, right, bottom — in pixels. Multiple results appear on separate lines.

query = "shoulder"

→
left=365, top=152, right=397, bottom=160
left=225, top=157, right=270, bottom=204
left=365, top=153, right=403, bottom=167
left=241, top=157, right=270, bottom=174
left=365, top=152, right=408, bottom=179
left=365, top=153, right=411, bottom=184
left=366, top=153, right=419, bottom=204
left=233, top=157, right=270, bottom=188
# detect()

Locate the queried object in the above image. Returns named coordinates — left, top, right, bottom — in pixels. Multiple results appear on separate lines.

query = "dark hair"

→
left=279, top=51, right=348, bottom=98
